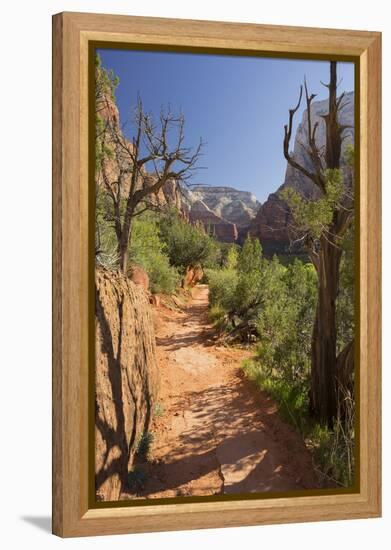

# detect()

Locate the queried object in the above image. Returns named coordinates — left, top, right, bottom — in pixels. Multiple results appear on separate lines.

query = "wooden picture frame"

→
left=52, top=11, right=381, bottom=537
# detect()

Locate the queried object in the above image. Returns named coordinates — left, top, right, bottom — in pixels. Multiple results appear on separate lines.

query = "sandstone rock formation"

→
left=190, top=186, right=260, bottom=227
left=183, top=265, right=204, bottom=288
left=126, top=264, right=150, bottom=292
left=95, top=269, right=159, bottom=501
left=250, top=91, right=354, bottom=254
left=188, top=200, right=238, bottom=243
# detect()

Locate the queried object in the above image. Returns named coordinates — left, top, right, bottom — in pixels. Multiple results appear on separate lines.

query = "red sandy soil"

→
left=126, top=284, right=319, bottom=499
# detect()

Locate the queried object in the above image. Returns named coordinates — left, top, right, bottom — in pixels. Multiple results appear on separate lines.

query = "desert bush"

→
left=129, top=214, right=180, bottom=294
left=158, top=209, right=221, bottom=270
left=242, top=359, right=309, bottom=432
left=136, top=431, right=154, bottom=461
left=208, top=304, right=228, bottom=328
left=205, top=268, right=239, bottom=312
left=153, top=402, right=165, bottom=418
left=336, top=224, right=355, bottom=354
left=307, top=389, right=355, bottom=487
left=255, top=258, right=317, bottom=382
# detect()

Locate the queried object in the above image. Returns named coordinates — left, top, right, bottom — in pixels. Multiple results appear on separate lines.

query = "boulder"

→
left=127, top=264, right=149, bottom=292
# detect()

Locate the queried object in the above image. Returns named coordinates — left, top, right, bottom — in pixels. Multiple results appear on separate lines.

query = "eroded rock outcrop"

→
left=95, top=268, right=159, bottom=501
left=190, top=186, right=260, bottom=228
left=189, top=200, right=238, bottom=243
left=126, top=264, right=150, bottom=292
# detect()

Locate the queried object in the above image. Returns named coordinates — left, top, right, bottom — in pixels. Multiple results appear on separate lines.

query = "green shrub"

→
left=208, top=304, right=228, bottom=328
left=205, top=268, right=239, bottom=312
left=158, top=209, right=221, bottom=270
left=153, top=402, right=165, bottom=418
left=241, top=359, right=308, bottom=431
left=136, top=431, right=154, bottom=461
left=129, top=214, right=180, bottom=294
left=254, top=258, right=316, bottom=383
left=307, top=403, right=355, bottom=488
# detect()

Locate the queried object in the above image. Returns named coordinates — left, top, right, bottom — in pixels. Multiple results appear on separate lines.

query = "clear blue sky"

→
left=98, top=49, right=354, bottom=203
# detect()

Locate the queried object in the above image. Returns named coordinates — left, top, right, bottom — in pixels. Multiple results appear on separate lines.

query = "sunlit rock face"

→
left=188, top=199, right=239, bottom=243
left=190, top=186, right=260, bottom=228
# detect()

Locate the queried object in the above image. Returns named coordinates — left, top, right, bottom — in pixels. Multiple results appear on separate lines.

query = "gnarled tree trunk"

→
left=310, top=235, right=342, bottom=424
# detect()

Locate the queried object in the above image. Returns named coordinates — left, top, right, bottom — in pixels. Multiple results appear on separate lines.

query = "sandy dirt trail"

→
left=136, top=284, right=318, bottom=498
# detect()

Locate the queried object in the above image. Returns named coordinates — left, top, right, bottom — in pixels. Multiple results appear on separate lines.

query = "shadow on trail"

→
left=138, top=376, right=316, bottom=497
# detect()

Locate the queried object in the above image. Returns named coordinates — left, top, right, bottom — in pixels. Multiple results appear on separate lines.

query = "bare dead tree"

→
left=98, top=95, right=202, bottom=273
left=283, top=61, right=354, bottom=425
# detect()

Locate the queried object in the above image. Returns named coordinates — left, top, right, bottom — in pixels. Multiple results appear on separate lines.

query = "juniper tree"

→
left=281, top=61, right=355, bottom=425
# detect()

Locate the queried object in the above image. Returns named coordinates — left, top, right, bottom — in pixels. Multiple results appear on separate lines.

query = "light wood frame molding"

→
left=52, top=11, right=381, bottom=537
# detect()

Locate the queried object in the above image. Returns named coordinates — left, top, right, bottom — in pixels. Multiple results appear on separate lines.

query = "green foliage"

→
left=153, top=403, right=165, bottom=418
left=280, top=169, right=344, bottom=239
left=95, top=53, right=120, bottom=98
left=96, top=193, right=180, bottom=293
left=136, top=431, right=154, bottom=461
left=158, top=209, right=221, bottom=271
left=127, top=467, right=147, bottom=493
left=225, top=245, right=239, bottom=270
left=344, top=143, right=355, bottom=168
left=307, top=392, right=355, bottom=487
left=206, top=240, right=270, bottom=332
left=242, top=359, right=309, bottom=431
left=336, top=224, right=355, bottom=353
left=233, top=236, right=264, bottom=316
left=238, top=235, right=263, bottom=274
left=129, top=213, right=180, bottom=294
left=208, top=304, right=228, bottom=328
left=205, top=268, right=239, bottom=313
left=256, top=259, right=317, bottom=383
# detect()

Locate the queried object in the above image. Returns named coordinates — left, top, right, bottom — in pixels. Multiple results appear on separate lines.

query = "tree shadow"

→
left=156, top=301, right=218, bottom=351
left=133, top=374, right=318, bottom=498
left=95, top=291, right=129, bottom=495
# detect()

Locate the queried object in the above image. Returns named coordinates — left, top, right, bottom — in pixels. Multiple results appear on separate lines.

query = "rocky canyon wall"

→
left=95, top=268, right=159, bottom=501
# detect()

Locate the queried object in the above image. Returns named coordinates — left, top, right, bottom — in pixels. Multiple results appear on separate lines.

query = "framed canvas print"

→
left=52, top=12, right=381, bottom=537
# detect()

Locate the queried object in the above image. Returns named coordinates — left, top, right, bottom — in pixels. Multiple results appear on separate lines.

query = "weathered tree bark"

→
left=118, top=202, right=135, bottom=273
left=310, top=234, right=342, bottom=424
